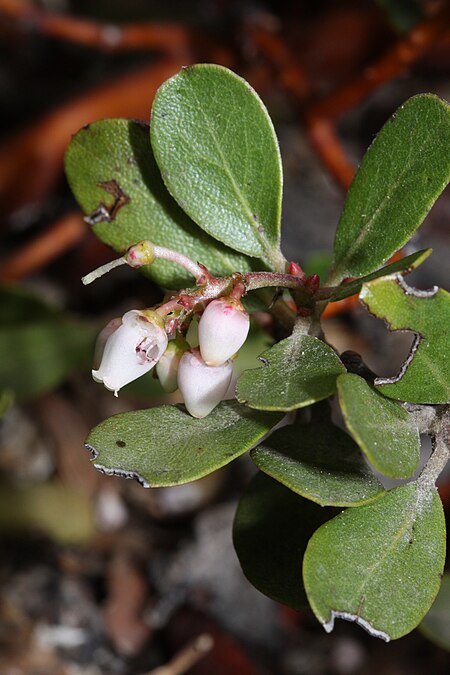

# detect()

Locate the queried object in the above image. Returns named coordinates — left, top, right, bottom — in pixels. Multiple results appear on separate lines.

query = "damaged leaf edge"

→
left=322, top=609, right=390, bottom=642
left=360, top=275, right=440, bottom=390
left=375, top=334, right=422, bottom=388
left=85, top=442, right=150, bottom=488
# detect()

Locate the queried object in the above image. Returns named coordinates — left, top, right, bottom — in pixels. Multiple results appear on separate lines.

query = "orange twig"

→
left=245, top=20, right=311, bottom=101
left=0, top=0, right=192, bottom=54
left=307, top=5, right=450, bottom=188
left=309, top=5, right=450, bottom=122
left=307, top=117, right=356, bottom=190
left=243, top=18, right=354, bottom=189
left=322, top=295, right=359, bottom=319
left=0, top=58, right=186, bottom=217
left=0, top=212, right=86, bottom=282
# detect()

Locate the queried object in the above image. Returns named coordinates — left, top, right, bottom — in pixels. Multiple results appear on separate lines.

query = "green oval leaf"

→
left=86, top=400, right=282, bottom=487
left=150, top=64, right=284, bottom=267
left=236, top=333, right=345, bottom=411
left=360, top=276, right=450, bottom=404
left=65, top=119, right=256, bottom=289
left=233, top=472, right=337, bottom=610
left=337, top=373, right=420, bottom=479
left=420, top=574, right=450, bottom=651
left=251, top=421, right=385, bottom=507
left=303, top=483, right=446, bottom=641
left=331, top=95, right=450, bottom=281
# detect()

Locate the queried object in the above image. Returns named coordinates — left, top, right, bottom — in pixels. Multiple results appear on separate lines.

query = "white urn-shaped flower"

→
left=156, top=337, right=189, bottom=393
left=177, top=348, right=233, bottom=418
left=93, top=309, right=168, bottom=396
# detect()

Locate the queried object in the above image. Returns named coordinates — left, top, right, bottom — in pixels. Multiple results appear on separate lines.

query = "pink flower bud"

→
left=156, top=337, right=189, bottom=393
left=125, top=240, right=155, bottom=268
left=198, top=298, right=250, bottom=366
left=177, top=349, right=233, bottom=418
left=92, top=309, right=168, bottom=396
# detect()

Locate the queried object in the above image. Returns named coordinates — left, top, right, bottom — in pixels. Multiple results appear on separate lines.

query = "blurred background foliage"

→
left=0, top=1, right=449, bottom=673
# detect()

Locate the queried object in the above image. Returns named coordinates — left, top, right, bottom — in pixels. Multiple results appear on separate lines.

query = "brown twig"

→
left=0, top=212, right=86, bottom=282
left=306, top=4, right=450, bottom=188
left=1, top=6, right=445, bottom=292
left=243, top=17, right=354, bottom=192
left=437, top=476, right=450, bottom=509
left=148, top=634, right=214, bottom=675
left=103, top=553, right=152, bottom=656
left=0, top=0, right=192, bottom=54
left=242, top=17, right=354, bottom=189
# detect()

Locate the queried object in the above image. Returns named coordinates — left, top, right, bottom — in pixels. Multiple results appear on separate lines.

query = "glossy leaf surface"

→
left=331, top=95, right=450, bottom=281
left=151, top=64, right=283, bottom=267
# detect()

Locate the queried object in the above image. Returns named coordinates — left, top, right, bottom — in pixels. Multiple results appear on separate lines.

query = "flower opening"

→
left=92, top=309, right=168, bottom=396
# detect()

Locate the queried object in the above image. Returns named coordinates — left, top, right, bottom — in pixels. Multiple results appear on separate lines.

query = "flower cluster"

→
left=85, top=239, right=313, bottom=418
left=94, top=292, right=249, bottom=418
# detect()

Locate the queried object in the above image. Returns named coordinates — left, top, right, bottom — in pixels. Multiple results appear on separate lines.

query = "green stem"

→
left=325, top=264, right=346, bottom=288
left=267, top=248, right=289, bottom=274
left=418, top=410, right=450, bottom=488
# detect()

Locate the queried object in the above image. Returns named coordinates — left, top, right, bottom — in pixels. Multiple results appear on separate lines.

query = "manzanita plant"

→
left=65, top=64, right=450, bottom=642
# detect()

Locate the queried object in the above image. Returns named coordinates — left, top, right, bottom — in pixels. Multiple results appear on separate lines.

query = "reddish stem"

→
left=0, top=0, right=192, bottom=55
